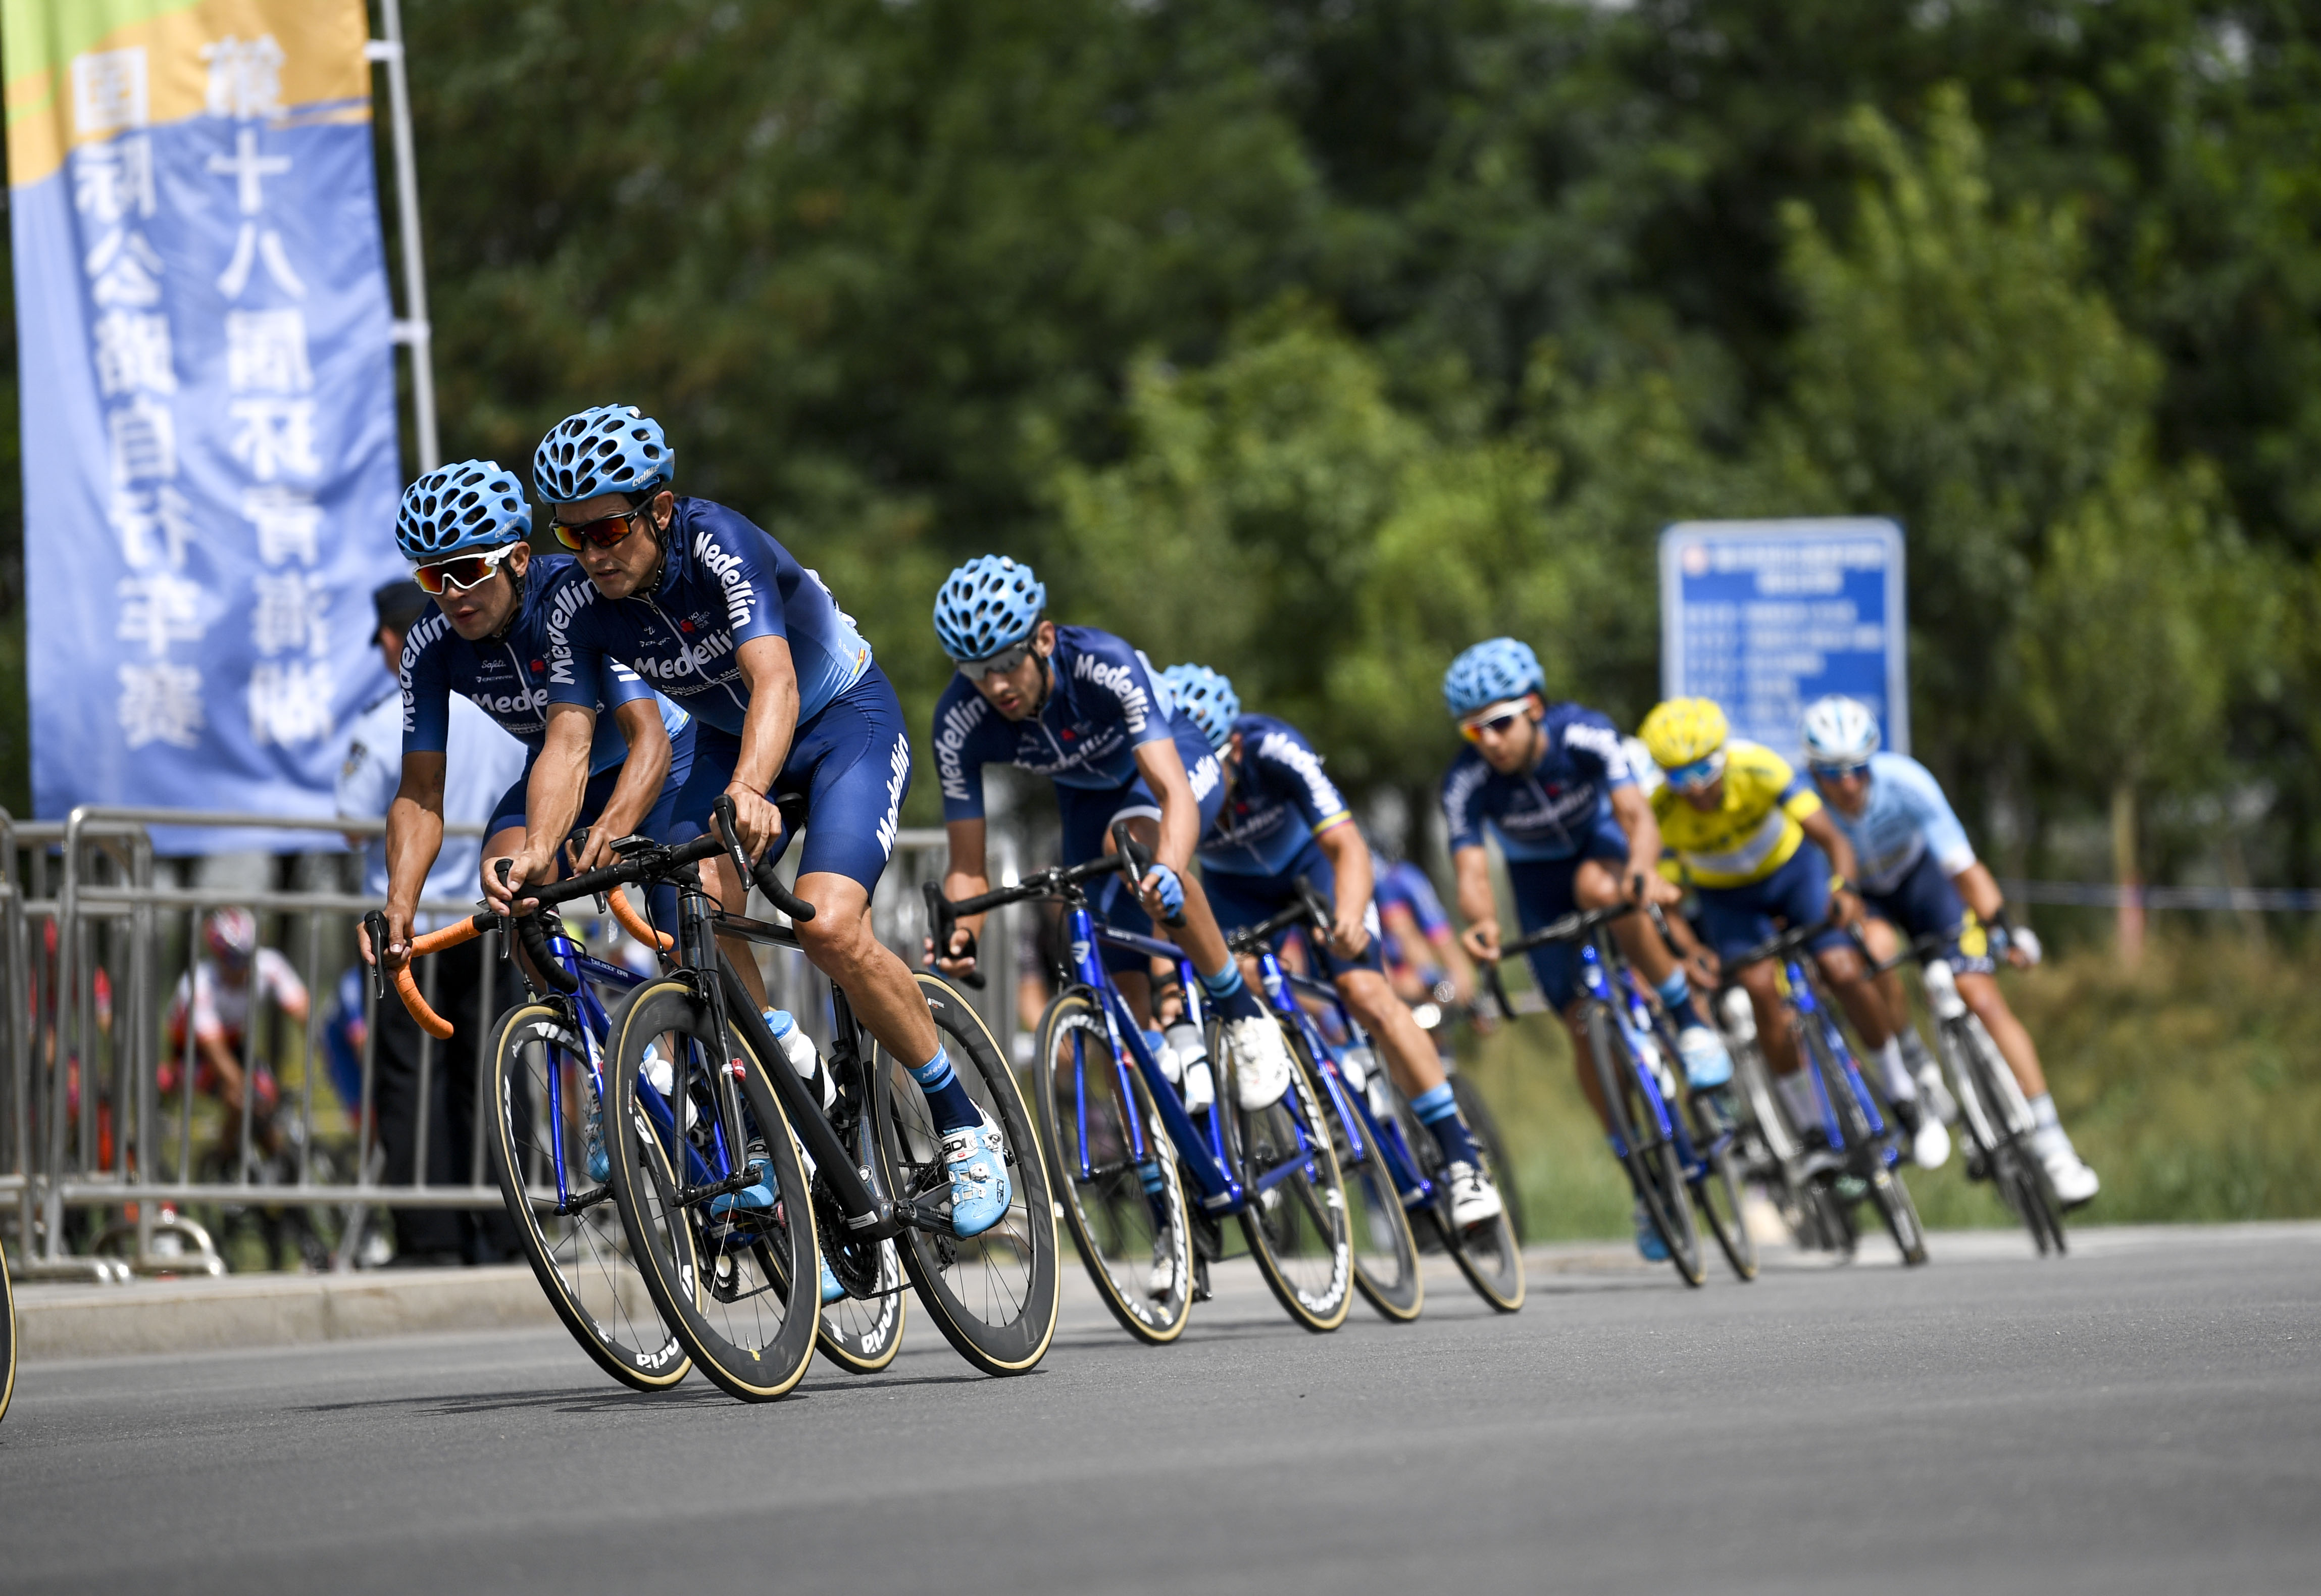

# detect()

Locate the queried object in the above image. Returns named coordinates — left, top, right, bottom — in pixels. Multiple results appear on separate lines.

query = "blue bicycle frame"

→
left=528, top=925, right=662, bottom=1215
left=1780, top=952, right=1901, bottom=1171
left=1569, top=934, right=1741, bottom=1187
left=1053, top=902, right=1326, bottom=1218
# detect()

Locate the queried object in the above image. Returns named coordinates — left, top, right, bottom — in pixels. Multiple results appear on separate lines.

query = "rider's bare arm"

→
left=1452, top=843, right=1500, bottom=963
left=492, top=705, right=595, bottom=912
left=723, top=635, right=801, bottom=860
left=1314, top=821, right=1375, bottom=957
left=378, top=752, right=448, bottom=964
left=935, top=817, right=990, bottom=970
left=570, top=699, right=674, bottom=873
left=1799, top=807, right=1865, bottom=925
left=1607, top=784, right=1680, bottom=906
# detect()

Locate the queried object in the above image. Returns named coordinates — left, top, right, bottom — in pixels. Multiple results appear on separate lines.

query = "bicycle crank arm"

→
left=676, top=1167, right=761, bottom=1210
left=715, top=964, right=891, bottom=1233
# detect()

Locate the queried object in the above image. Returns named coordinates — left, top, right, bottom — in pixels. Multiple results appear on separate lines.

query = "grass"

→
left=1459, top=933, right=2321, bottom=1239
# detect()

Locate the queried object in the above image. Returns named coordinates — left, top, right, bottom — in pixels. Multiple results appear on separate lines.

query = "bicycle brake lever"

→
left=360, top=911, right=390, bottom=1006
left=1111, top=820, right=1184, bottom=928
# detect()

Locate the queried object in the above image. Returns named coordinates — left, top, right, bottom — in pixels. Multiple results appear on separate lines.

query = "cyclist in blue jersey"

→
left=1372, top=853, right=1483, bottom=1016
left=1799, top=696, right=2100, bottom=1206
left=924, top=557, right=1299, bottom=1115
left=1438, top=639, right=1732, bottom=1259
left=371, top=460, right=692, bottom=973
left=507, top=406, right=1008, bottom=1240
left=1164, top=663, right=1505, bottom=1229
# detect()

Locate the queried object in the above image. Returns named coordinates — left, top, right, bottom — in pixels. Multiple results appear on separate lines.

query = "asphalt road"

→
left=5, top=1224, right=2317, bottom=1595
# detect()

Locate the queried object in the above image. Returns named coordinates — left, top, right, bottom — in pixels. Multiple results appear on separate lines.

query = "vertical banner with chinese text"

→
left=6, top=0, right=403, bottom=843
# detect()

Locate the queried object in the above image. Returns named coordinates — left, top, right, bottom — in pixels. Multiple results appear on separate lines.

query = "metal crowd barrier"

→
left=1, top=806, right=1018, bottom=1280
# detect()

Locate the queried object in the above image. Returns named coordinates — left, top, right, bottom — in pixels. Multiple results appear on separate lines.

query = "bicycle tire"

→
left=1951, top=1016, right=2066, bottom=1258
left=814, top=1110, right=909, bottom=1374
left=1583, top=1001, right=1704, bottom=1286
left=1031, top=989, right=1193, bottom=1346
left=486, top=1002, right=689, bottom=1391
left=870, top=973, right=1060, bottom=1376
left=607, top=979, right=821, bottom=1402
left=1314, top=1041, right=1422, bottom=1325
left=1733, top=1038, right=1825, bottom=1251
left=1396, top=1086, right=1525, bottom=1312
left=1688, top=1099, right=1759, bottom=1283
left=1217, top=1016, right=1353, bottom=1333
left=1, top=1235, right=14, bottom=1426
left=1800, top=1015, right=1928, bottom=1267
left=1449, top=1071, right=1527, bottom=1244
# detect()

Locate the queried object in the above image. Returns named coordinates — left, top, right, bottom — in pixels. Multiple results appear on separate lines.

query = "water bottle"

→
left=764, top=1008, right=836, bottom=1111
left=1921, top=960, right=1969, bottom=1021
left=1720, top=986, right=1757, bottom=1043
left=1164, top=1019, right=1215, bottom=1114
left=1339, top=1043, right=1375, bottom=1094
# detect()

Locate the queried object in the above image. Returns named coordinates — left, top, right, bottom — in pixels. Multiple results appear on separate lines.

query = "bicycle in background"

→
left=1725, top=921, right=1929, bottom=1267
left=1483, top=903, right=1757, bottom=1286
left=934, top=822, right=1353, bottom=1344
left=1224, top=883, right=1525, bottom=1316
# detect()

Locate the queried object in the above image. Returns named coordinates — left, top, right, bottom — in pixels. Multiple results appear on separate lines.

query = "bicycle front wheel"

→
left=1450, top=1071, right=1526, bottom=1244
left=1583, top=1002, right=1704, bottom=1286
left=607, top=980, right=821, bottom=1402
left=1950, top=1015, right=2065, bottom=1258
left=487, top=1002, right=688, bottom=1391
left=815, top=1111, right=909, bottom=1375
left=1, top=1235, right=15, bottom=1426
left=1803, top=1018, right=1928, bottom=1267
left=1219, top=1017, right=1353, bottom=1333
left=1394, top=1085, right=1524, bottom=1313
left=1321, top=1050, right=1422, bottom=1325
left=1032, top=990, right=1194, bottom=1346
left=1687, top=1097, right=1758, bottom=1283
left=871, top=974, right=1059, bottom=1376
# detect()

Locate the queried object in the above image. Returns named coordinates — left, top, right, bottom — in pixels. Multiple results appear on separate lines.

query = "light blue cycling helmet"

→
left=531, top=404, right=674, bottom=506
left=1162, top=663, right=1240, bottom=752
left=933, top=555, right=1047, bottom=662
left=1442, top=637, right=1545, bottom=718
left=395, top=459, right=531, bottom=562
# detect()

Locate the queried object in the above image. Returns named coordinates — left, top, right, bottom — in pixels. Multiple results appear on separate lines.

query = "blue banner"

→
left=1658, top=518, right=1909, bottom=762
left=7, top=1, right=403, bottom=847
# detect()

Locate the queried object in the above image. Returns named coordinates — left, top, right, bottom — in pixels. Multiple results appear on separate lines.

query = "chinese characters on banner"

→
left=7, top=0, right=403, bottom=846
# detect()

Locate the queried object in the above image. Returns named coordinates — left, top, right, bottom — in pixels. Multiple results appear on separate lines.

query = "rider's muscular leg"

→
left=1737, top=961, right=1798, bottom=1076
left=1860, top=917, right=1914, bottom=1038
left=1955, top=972, right=2048, bottom=1097
left=704, top=852, right=776, bottom=1011
left=791, top=873, right=941, bottom=1065
left=1335, top=967, right=1445, bottom=1098
left=1815, top=944, right=1893, bottom=1050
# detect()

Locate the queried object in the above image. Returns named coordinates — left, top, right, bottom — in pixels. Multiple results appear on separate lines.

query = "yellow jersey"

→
left=1649, top=739, right=1823, bottom=889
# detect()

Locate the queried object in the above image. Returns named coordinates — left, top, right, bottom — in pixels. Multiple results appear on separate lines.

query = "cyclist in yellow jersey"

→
left=1639, top=699, right=1949, bottom=1170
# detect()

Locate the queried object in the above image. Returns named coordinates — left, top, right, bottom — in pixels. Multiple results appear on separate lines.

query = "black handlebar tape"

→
left=712, top=793, right=818, bottom=923
left=518, top=911, right=579, bottom=992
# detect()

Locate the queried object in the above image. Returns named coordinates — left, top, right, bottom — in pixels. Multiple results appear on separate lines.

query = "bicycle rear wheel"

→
left=607, top=980, right=821, bottom=1402
left=1318, top=1046, right=1422, bottom=1325
left=1450, top=1071, right=1526, bottom=1244
left=487, top=1002, right=688, bottom=1391
left=1949, top=1016, right=2065, bottom=1258
left=1583, top=1002, right=1704, bottom=1285
left=1032, top=990, right=1193, bottom=1346
left=1686, top=1096, right=1758, bottom=1283
left=870, top=974, right=1059, bottom=1376
left=1395, top=1086, right=1524, bottom=1312
left=1802, top=1017, right=1928, bottom=1267
left=1218, top=1017, right=1353, bottom=1333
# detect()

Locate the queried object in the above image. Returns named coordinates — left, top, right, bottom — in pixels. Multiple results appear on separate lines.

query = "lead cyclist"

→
left=1799, top=696, right=2099, bottom=1207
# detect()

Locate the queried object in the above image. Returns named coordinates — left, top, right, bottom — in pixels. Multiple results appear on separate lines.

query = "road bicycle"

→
left=1726, top=920, right=1929, bottom=1267
left=929, top=823, right=1352, bottom=1344
left=1220, top=884, right=1524, bottom=1316
left=386, top=799, right=1056, bottom=1400
left=1878, top=932, right=2065, bottom=1256
left=1405, top=999, right=1528, bottom=1244
left=1483, top=902, right=1757, bottom=1286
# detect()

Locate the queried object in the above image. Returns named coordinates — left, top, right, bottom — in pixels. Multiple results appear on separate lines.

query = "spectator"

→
left=160, top=908, right=309, bottom=1164
left=336, top=580, right=527, bottom=1267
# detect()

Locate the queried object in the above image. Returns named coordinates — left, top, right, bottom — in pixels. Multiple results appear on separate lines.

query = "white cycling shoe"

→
left=1148, top=1239, right=1178, bottom=1298
left=1675, top=1023, right=1733, bottom=1089
left=1913, top=1060, right=1960, bottom=1126
left=1222, top=1017, right=1294, bottom=1111
left=1442, top=1160, right=1504, bottom=1229
left=1893, top=1097, right=1951, bottom=1171
left=2035, top=1131, right=2100, bottom=1207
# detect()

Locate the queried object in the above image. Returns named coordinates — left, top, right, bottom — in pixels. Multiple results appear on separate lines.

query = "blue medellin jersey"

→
left=1198, top=714, right=1355, bottom=877
left=401, top=555, right=686, bottom=775
left=930, top=625, right=1198, bottom=820
left=543, top=496, right=872, bottom=737
left=1439, top=702, right=1635, bottom=863
left=1822, top=751, right=1977, bottom=895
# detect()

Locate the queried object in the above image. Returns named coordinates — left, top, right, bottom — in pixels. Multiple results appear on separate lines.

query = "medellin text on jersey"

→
left=544, top=497, right=871, bottom=738
left=1440, top=702, right=1634, bottom=863
left=930, top=625, right=1187, bottom=821
left=1199, top=715, right=1353, bottom=877
left=401, top=557, right=683, bottom=776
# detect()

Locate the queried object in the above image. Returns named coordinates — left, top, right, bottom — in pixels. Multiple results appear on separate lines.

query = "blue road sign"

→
left=1658, top=518, right=1907, bottom=761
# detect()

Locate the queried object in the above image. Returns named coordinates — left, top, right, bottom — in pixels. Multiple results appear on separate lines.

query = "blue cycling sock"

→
left=1655, top=969, right=1706, bottom=1029
left=1138, top=1160, right=1169, bottom=1197
left=1197, top=961, right=1266, bottom=1023
left=910, top=1044, right=980, bottom=1135
left=1412, top=1082, right=1481, bottom=1167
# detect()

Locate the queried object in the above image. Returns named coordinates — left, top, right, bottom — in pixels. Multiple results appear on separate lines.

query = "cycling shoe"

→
left=1634, top=1198, right=1669, bottom=1263
left=1222, top=1017, right=1293, bottom=1110
left=710, top=1149, right=773, bottom=1217
left=820, top=1253, right=847, bottom=1305
left=2035, top=1129, right=2100, bottom=1208
left=583, top=1092, right=610, bottom=1184
left=1443, top=1160, right=1504, bottom=1229
left=942, top=1107, right=1012, bottom=1237
left=1892, top=1096, right=1952, bottom=1171
left=1675, top=1023, right=1733, bottom=1089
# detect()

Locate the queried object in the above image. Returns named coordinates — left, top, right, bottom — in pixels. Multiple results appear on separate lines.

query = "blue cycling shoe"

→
left=1676, top=1023, right=1733, bottom=1089
left=820, top=1254, right=846, bottom=1305
left=710, top=1156, right=774, bottom=1217
left=583, top=1093, right=610, bottom=1184
left=942, top=1108, right=1012, bottom=1238
left=1634, top=1198, right=1670, bottom=1263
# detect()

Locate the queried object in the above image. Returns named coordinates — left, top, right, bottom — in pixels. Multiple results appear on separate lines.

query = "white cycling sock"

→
left=1775, top=1069, right=1819, bottom=1130
left=2029, top=1091, right=2062, bottom=1131
left=1873, top=1038, right=1915, bottom=1102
